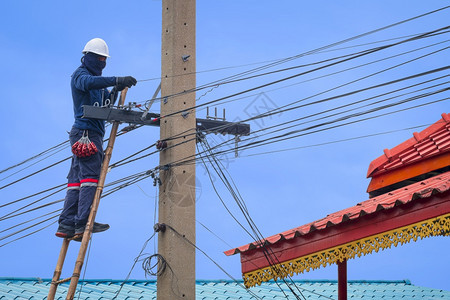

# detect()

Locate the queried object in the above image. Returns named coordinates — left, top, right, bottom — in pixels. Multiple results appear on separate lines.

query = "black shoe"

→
left=75, top=222, right=110, bottom=235
left=55, top=223, right=75, bottom=238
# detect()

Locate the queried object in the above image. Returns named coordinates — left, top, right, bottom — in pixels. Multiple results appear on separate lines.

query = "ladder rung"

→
left=67, top=234, right=83, bottom=241
left=54, top=277, right=72, bottom=285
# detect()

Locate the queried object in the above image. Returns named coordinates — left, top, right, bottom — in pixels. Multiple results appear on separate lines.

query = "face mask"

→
left=82, top=52, right=106, bottom=76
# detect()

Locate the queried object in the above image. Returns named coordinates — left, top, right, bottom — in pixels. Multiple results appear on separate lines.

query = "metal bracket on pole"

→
left=206, top=106, right=225, bottom=121
left=141, top=83, right=161, bottom=121
left=83, top=106, right=250, bottom=136
left=181, top=111, right=190, bottom=118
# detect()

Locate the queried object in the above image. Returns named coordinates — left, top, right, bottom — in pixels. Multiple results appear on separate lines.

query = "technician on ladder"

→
left=55, top=38, right=137, bottom=239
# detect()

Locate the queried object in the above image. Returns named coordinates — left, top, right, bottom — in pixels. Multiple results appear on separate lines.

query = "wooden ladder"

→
left=47, top=88, right=128, bottom=300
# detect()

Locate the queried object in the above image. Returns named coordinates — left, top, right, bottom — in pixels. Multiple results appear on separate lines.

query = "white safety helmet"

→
left=82, top=38, right=110, bottom=57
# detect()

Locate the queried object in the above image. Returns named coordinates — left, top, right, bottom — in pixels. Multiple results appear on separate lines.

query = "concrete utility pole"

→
left=158, top=0, right=196, bottom=299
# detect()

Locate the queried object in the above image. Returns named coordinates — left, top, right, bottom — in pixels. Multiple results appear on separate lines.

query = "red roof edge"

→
left=225, top=168, right=450, bottom=257
left=367, top=113, right=450, bottom=178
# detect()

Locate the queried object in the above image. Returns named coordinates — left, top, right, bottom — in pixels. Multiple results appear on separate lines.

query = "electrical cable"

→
left=0, top=209, right=60, bottom=235
left=1, top=30, right=446, bottom=189
left=199, top=139, right=306, bottom=299
left=247, top=77, right=450, bottom=140
left=112, top=233, right=157, bottom=300
left=180, top=65, right=450, bottom=154
left=153, top=185, right=158, bottom=253
left=191, top=31, right=449, bottom=95
left=0, top=177, right=147, bottom=227
left=0, top=157, right=70, bottom=191
left=197, top=217, right=335, bottom=299
left=0, top=201, right=63, bottom=222
left=164, top=224, right=264, bottom=300
left=138, top=30, right=446, bottom=117
left=6, top=57, right=438, bottom=183
left=195, top=36, right=448, bottom=120
left=0, top=94, right=442, bottom=244
left=205, top=39, right=450, bottom=109
left=108, top=55, right=449, bottom=172
left=0, top=186, right=66, bottom=220
left=0, top=219, right=57, bottom=248
left=122, top=39, right=445, bottom=165
left=200, top=135, right=357, bottom=299
left=0, top=140, right=69, bottom=175
left=168, top=92, right=448, bottom=173
left=157, top=26, right=449, bottom=120
left=109, top=144, right=158, bottom=169
left=0, top=172, right=157, bottom=244
left=2, top=11, right=448, bottom=186
left=142, top=254, right=166, bottom=277
left=241, top=124, right=434, bottom=158
left=196, top=143, right=255, bottom=239
left=139, top=24, right=449, bottom=118
left=0, top=142, right=68, bottom=183
left=187, top=7, right=450, bottom=95
left=77, top=235, right=93, bottom=300
left=101, top=173, right=152, bottom=198
left=313, top=29, right=450, bottom=54
left=136, top=29, right=449, bottom=84
left=196, top=219, right=234, bottom=248
left=0, top=153, right=149, bottom=223
left=162, top=82, right=443, bottom=170
left=116, top=71, right=418, bottom=170
left=0, top=122, right=140, bottom=191
left=199, top=138, right=298, bottom=297
left=0, top=171, right=152, bottom=224
left=1, top=8, right=448, bottom=250
left=238, top=44, right=449, bottom=126
left=195, top=68, right=449, bottom=161
left=217, top=95, right=448, bottom=163
left=135, top=11, right=450, bottom=112
left=215, top=97, right=449, bottom=161
left=0, top=175, right=150, bottom=246
left=238, top=84, right=450, bottom=151
left=0, top=183, right=65, bottom=209
left=0, top=213, right=59, bottom=242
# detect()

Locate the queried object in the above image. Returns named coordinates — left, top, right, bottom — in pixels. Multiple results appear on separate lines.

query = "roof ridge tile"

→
left=367, top=113, right=450, bottom=177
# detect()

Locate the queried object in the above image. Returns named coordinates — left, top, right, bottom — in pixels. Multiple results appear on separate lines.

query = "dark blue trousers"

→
left=59, top=127, right=104, bottom=228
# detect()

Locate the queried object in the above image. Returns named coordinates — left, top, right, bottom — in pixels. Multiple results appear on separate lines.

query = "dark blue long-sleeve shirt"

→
left=71, top=65, right=116, bottom=135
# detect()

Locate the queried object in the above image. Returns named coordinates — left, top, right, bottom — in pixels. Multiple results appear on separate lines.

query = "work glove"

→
left=116, top=76, right=137, bottom=91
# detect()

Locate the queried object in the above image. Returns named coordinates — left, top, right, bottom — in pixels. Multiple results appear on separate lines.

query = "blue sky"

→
left=0, top=0, right=449, bottom=295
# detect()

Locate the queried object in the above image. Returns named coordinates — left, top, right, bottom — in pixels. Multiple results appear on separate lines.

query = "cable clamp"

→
left=154, top=223, right=166, bottom=233
left=124, top=102, right=141, bottom=111
left=156, top=140, right=168, bottom=150
left=196, top=131, right=205, bottom=143
left=153, top=176, right=162, bottom=186
left=161, top=164, right=171, bottom=171
left=181, top=111, right=190, bottom=118
left=121, top=124, right=138, bottom=133
left=235, top=135, right=241, bottom=158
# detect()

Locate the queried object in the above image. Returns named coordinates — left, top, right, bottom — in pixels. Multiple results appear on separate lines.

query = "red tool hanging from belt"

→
left=71, top=130, right=98, bottom=157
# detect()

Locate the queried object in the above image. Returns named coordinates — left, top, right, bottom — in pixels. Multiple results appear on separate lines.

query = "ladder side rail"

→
left=48, top=238, right=70, bottom=300
left=65, top=88, right=128, bottom=300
